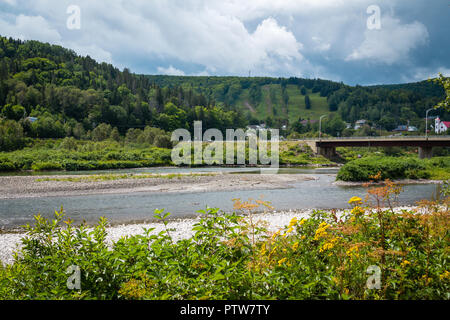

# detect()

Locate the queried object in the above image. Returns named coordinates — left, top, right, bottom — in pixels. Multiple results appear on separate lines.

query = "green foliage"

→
left=0, top=139, right=172, bottom=172
left=431, top=73, right=449, bottom=111
left=0, top=119, right=25, bottom=151
left=1, top=104, right=25, bottom=120
left=304, top=95, right=311, bottom=110
left=335, top=156, right=450, bottom=181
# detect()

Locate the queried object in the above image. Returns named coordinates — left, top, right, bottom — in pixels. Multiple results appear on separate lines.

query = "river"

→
left=0, top=167, right=442, bottom=228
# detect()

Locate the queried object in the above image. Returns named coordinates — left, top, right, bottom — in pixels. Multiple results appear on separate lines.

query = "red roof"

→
left=442, top=121, right=450, bottom=128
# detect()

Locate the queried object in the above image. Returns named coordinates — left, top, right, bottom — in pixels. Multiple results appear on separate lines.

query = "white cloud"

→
left=311, top=36, right=331, bottom=52
left=0, top=0, right=445, bottom=84
left=346, top=16, right=429, bottom=64
left=157, top=65, right=186, bottom=76
left=407, top=67, right=450, bottom=82
left=66, top=43, right=113, bottom=64
left=0, top=14, right=61, bottom=43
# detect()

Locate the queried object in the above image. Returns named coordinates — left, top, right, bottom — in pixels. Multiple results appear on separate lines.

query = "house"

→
left=25, top=117, right=38, bottom=123
left=246, top=124, right=269, bottom=132
left=393, top=125, right=408, bottom=132
left=354, top=119, right=367, bottom=130
left=435, top=117, right=450, bottom=134
left=393, top=125, right=418, bottom=132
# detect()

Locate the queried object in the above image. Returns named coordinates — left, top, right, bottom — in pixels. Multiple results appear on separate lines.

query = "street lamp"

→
left=425, top=108, right=434, bottom=139
left=319, top=114, right=327, bottom=140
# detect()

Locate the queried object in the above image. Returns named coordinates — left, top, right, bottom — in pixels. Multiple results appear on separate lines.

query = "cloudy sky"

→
left=0, top=0, right=449, bottom=85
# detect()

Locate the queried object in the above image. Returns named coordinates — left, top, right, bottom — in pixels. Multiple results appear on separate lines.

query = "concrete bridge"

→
left=300, top=136, right=450, bottom=159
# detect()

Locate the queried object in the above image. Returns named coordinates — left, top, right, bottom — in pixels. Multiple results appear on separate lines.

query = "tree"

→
left=0, top=120, right=25, bottom=151
left=91, top=123, right=112, bottom=141
left=2, top=104, right=25, bottom=120
left=300, top=86, right=306, bottom=95
left=72, top=122, right=86, bottom=139
left=432, top=73, right=449, bottom=111
left=110, top=127, right=120, bottom=141
left=154, top=135, right=172, bottom=148
left=305, top=95, right=311, bottom=110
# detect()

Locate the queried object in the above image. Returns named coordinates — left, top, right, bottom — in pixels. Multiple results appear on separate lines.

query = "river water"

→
left=0, top=167, right=442, bottom=228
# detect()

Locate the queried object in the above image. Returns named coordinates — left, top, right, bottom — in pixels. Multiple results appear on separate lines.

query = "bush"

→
left=337, top=157, right=428, bottom=181
left=153, top=135, right=172, bottom=148
left=31, top=161, right=63, bottom=171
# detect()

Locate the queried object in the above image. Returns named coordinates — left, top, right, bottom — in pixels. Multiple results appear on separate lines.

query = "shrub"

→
left=31, top=161, right=63, bottom=171
left=337, top=157, right=428, bottom=181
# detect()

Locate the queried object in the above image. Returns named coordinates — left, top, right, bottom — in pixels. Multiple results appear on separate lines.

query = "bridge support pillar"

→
left=418, top=147, right=433, bottom=159
left=317, top=146, right=336, bottom=158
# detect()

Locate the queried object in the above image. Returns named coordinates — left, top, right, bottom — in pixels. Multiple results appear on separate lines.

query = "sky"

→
left=0, top=0, right=449, bottom=85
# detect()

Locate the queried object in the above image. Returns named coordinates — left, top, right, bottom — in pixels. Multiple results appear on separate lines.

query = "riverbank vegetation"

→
left=0, top=182, right=448, bottom=300
left=0, top=139, right=333, bottom=172
left=0, top=139, right=173, bottom=172
left=35, top=172, right=216, bottom=182
left=336, top=156, right=450, bottom=182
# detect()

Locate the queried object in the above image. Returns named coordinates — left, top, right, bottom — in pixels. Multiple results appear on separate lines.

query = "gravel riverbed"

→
left=0, top=173, right=316, bottom=199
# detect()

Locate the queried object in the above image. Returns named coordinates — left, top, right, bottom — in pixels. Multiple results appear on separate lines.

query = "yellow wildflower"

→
left=348, top=196, right=362, bottom=205
left=439, top=271, right=450, bottom=280
left=260, top=243, right=266, bottom=255
left=351, top=206, right=365, bottom=216
left=278, top=258, right=287, bottom=266
left=314, top=222, right=330, bottom=241
left=319, top=237, right=340, bottom=253
left=288, top=217, right=298, bottom=228
left=299, top=219, right=306, bottom=226
left=292, top=242, right=299, bottom=251
left=268, top=246, right=277, bottom=258
left=400, top=260, right=411, bottom=268
left=271, top=230, right=280, bottom=241
left=346, top=245, right=360, bottom=261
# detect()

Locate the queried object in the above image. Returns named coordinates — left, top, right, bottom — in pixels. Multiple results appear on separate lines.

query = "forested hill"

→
left=0, top=35, right=447, bottom=147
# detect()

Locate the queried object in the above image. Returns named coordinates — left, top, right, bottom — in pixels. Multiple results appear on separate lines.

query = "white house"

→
left=354, top=119, right=367, bottom=130
left=435, top=117, right=450, bottom=134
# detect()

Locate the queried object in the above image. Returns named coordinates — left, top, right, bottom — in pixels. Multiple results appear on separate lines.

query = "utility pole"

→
left=319, top=114, right=327, bottom=141
left=425, top=108, right=434, bottom=139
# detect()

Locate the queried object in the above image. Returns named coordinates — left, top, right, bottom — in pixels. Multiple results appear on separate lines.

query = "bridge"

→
left=299, top=136, right=450, bottom=159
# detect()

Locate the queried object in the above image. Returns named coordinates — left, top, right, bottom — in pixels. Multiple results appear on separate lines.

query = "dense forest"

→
left=0, top=35, right=448, bottom=152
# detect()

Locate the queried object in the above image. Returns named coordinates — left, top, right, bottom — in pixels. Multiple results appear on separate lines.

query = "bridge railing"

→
left=288, top=135, right=450, bottom=141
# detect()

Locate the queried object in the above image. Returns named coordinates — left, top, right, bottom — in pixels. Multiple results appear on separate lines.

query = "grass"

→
left=235, top=85, right=334, bottom=123
left=280, top=141, right=332, bottom=165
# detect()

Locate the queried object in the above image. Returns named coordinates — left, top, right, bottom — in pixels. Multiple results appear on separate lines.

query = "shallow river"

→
left=0, top=167, right=442, bottom=228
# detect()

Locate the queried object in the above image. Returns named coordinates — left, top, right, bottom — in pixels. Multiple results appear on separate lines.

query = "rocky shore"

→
left=0, top=172, right=316, bottom=199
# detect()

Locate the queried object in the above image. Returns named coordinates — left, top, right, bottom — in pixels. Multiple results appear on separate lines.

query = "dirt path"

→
left=244, top=100, right=256, bottom=114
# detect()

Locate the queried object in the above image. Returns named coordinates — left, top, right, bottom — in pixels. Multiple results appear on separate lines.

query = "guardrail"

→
left=288, top=135, right=450, bottom=141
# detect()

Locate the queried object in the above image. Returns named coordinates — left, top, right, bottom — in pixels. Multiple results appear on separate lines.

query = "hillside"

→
left=0, top=35, right=448, bottom=153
